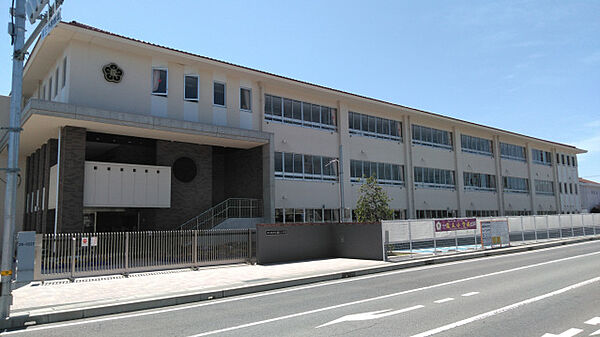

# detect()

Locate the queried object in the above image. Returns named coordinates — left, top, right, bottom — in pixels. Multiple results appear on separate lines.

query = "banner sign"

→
left=480, top=220, right=510, bottom=249
left=40, top=8, right=61, bottom=42
left=434, top=218, right=477, bottom=232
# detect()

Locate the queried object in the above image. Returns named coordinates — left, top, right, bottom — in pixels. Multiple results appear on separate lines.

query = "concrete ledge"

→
left=2, top=235, right=598, bottom=330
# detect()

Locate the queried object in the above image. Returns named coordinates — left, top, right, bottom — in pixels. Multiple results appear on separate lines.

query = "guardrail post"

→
left=520, top=216, right=525, bottom=242
left=70, top=237, right=76, bottom=282
left=193, top=230, right=198, bottom=268
left=534, top=217, right=538, bottom=242
left=454, top=230, right=458, bottom=252
left=546, top=215, right=550, bottom=239
left=408, top=222, right=413, bottom=258
left=582, top=213, right=586, bottom=236
left=559, top=215, right=563, bottom=238
left=247, top=228, right=252, bottom=262
left=124, top=232, right=129, bottom=276
left=433, top=223, right=437, bottom=255
left=594, top=215, right=597, bottom=235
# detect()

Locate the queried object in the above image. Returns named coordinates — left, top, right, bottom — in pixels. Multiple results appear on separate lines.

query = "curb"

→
left=2, top=235, right=599, bottom=329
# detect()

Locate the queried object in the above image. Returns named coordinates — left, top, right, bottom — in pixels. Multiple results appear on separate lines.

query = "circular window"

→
left=172, top=157, right=197, bottom=183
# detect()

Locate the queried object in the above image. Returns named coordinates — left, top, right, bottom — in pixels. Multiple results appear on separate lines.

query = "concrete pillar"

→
left=525, top=142, right=537, bottom=214
left=452, top=127, right=463, bottom=217
left=493, top=135, right=505, bottom=215
left=262, top=135, right=275, bottom=223
left=551, top=148, right=561, bottom=214
left=403, top=115, right=416, bottom=219
left=57, top=126, right=86, bottom=232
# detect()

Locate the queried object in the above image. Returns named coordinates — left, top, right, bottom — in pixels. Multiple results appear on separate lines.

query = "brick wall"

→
left=57, top=126, right=86, bottom=232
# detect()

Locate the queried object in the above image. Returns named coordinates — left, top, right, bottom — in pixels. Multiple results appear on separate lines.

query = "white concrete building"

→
left=579, top=178, right=600, bottom=212
left=0, top=21, right=586, bottom=233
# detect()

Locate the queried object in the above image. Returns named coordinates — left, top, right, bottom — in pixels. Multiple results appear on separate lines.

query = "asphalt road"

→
left=3, top=240, right=600, bottom=337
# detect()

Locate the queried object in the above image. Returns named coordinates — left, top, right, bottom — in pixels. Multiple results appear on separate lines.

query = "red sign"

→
left=434, top=218, right=477, bottom=232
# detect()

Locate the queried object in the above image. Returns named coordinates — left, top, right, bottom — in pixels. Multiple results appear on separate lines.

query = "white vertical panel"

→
left=95, top=165, right=110, bottom=206
left=146, top=168, right=159, bottom=206
left=158, top=167, right=171, bottom=207
left=83, top=163, right=95, bottom=206
left=108, top=166, right=123, bottom=205
left=48, top=165, right=58, bottom=209
left=133, top=167, right=147, bottom=206
left=121, top=166, right=134, bottom=205
left=240, top=110, right=252, bottom=130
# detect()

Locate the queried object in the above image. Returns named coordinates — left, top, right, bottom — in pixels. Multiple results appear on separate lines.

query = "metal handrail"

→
left=178, top=198, right=263, bottom=230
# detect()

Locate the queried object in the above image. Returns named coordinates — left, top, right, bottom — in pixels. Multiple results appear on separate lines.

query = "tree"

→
left=355, top=175, right=393, bottom=222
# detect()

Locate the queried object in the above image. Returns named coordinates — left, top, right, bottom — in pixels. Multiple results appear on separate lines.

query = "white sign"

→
left=81, top=237, right=89, bottom=247
left=480, top=220, right=510, bottom=249
left=90, top=236, right=98, bottom=247
left=39, top=8, right=61, bottom=42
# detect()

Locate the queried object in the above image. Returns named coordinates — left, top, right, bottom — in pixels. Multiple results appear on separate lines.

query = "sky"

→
left=1, top=0, right=599, bottom=179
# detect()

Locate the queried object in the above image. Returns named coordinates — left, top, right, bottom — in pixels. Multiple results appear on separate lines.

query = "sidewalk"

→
left=5, top=235, right=600, bottom=329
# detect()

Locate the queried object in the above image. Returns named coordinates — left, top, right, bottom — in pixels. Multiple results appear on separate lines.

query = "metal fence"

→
left=382, top=213, right=600, bottom=257
left=35, top=229, right=256, bottom=281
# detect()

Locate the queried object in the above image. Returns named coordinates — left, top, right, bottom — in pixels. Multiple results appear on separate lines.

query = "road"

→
left=3, top=240, right=600, bottom=337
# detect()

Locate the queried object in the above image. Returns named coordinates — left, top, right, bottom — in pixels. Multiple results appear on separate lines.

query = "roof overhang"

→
left=11, top=99, right=271, bottom=155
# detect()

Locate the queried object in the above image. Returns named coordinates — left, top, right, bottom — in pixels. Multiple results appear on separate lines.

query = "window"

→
left=413, top=167, right=455, bottom=189
left=505, top=210, right=532, bottom=216
left=572, top=156, right=576, bottom=167
left=274, top=208, right=340, bottom=223
left=184, top=75, right=199, bottom=101
left=42, top=85, right=46, bottom=100
left=500, top=142, right=526, bottom=161
left=503, top=176, right=529, bottom=193
left=62, top=57, right=67, bottom=88
left=152, top=68, right=168, bottom=95
left=567, top=156, right=570, bottom=166
left=213, top=82, right=226, bottom=106
left=274, top=151, right=337, bottom=181
left=532, top=149, right=552, bottom=166
left=461, top=134, right=493, bottom=156
left=556, top=153, right=560, bottom=164
left=240, top=87, right=251, bottom=111
left=463, top=172, right=496, bottom=191
left=54, top=68, right=59, bottom=97
left=561, top=154, right=565, bottom=165
left=569, top=183, right=573, bottom=194
left=534, top=180, right=554, bottom=195
left=416, top=209, right=457, bottom=219
left=264, top=94, right=337, bottom=131
left=411, top=125, right=452, bottom=150
left=350, top=160, right=404, bottom=185
left=348, top=111, right=402, bottom=141
left=466, top=210, right=499, bottom=217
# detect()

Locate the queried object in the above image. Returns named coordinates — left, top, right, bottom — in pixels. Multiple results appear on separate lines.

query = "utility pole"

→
left=1, top=0, right=26, bottom=320
left=1, top=0, right=59, bottom=321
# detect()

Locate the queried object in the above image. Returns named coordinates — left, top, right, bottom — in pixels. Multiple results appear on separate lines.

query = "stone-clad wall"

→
left=151, top=140, right=213, bottom=230
left=212, top=146, right=263, bottom=205
left=57, top=126, right=86, bottom=232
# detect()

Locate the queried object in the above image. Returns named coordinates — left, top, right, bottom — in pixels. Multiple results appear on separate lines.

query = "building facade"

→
left=579, top=178, right=600, bottom=212
left=0, top=21, right=586, bottom=233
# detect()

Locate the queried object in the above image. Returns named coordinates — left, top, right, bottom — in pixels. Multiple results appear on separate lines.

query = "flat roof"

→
left=26, top=21, right=586, bottom=153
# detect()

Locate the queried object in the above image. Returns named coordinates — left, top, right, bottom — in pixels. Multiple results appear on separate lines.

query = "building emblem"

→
left=102, top=63, right=124, bottom=83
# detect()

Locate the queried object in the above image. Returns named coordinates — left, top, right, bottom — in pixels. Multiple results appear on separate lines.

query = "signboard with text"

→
left=480, top=220, right=510, bottom=249
left=434, top=218, right=477, bottom=232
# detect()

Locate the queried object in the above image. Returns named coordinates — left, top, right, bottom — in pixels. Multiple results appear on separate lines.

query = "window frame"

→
left=213, top=81, right=226, bottom=107
left=240, top=87, right=252, bottom=111
left=183, top=74, right=199, bottom=102
left=54, top=67, right=59, bottom=98
left=151, top=67, right=168, bottom=96
left=62, top=57, right=67, bottom=88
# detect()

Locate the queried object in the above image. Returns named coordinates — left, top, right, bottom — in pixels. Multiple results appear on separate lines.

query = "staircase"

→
left=177, top=198, right=263, bottom=230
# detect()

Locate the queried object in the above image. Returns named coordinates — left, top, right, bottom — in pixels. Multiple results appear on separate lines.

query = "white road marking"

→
left=433, top=298, right=454, bottom=304
left=4, top=244, right=600, bottom=335
left=541, top=328, right=583, bottom=337
left=585, top=317, right=600, bottom=326
left=316, top=305, right=424, bottom=328
left=461, top=292, right=480, bottom=297
left=409, top=276, right=600, bottom=337
left=585, top=317, right=600, bottom=336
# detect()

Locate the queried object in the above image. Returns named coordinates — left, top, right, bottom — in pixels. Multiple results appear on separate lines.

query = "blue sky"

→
left=1, top=1, right=599, bottom=179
